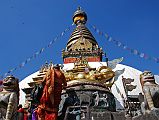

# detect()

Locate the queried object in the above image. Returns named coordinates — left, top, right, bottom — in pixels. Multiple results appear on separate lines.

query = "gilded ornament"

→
left=76, top=73, right=85, bottom=79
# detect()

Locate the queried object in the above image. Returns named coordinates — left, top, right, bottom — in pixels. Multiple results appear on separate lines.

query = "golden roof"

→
left=66, top=7, right=99, bottom=52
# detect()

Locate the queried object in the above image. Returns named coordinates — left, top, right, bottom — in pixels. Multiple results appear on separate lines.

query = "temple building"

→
left=19, top=8, right=159, bottom=120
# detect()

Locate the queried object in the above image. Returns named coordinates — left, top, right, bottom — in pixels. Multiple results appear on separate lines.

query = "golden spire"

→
left=66, top=7, right=98, bottom=51
left=73, top=7, right=87, bottom=25
left=62, top=7, right=103, bottom=64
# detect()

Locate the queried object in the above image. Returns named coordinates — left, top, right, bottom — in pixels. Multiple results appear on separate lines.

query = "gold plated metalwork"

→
left=64, top=57, right=115, bottom=88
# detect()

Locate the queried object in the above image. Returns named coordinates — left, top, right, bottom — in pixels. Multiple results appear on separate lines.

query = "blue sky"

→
left=0, top=0, right=159, bottom=80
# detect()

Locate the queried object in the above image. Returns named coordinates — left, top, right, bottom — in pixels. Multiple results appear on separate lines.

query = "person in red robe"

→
left=0, top=80, right=3, bottom=85
left=23, top=110, right=28, bottom=120
left=17, top=104, right=24, bottom=120
left=37, top=64, right=67, bottom=120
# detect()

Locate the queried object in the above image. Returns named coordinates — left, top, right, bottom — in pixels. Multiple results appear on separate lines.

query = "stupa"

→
left=19, top=8, right=159, bottom=120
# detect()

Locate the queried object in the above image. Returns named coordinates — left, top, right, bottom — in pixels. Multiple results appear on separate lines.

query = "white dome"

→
left=19, top=62, right=143, bottom=110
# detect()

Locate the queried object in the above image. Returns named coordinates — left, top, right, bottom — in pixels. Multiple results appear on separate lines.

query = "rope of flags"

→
left=0, top=25, right=73, bottom=79
left=1, top=23, right=158, bottom=79
left=89, top=24, right=159, bottom=64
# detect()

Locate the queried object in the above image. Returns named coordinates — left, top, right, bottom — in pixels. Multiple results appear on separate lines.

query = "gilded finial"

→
left=77, top=6, right=81, bottom=10
left=73, top=7, right=87, bottom=25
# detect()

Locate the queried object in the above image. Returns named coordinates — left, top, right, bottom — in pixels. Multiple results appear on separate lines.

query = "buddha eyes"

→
left=143, top=72, right=152, bottom=76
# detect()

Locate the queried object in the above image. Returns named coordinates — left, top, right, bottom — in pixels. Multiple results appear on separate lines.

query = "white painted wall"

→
left=19, top=63, right=143, bottom=110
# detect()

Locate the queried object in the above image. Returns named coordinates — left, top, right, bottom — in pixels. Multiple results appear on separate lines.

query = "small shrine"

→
left=22, top=62, right=50, bottom=108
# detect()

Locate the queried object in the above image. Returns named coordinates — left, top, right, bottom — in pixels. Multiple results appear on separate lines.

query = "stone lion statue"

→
left=140, top=71, right=159, bottom=113
left=0, top=75, right=19, bottom=120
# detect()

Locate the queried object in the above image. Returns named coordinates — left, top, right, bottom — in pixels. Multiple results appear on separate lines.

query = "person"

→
left=53, top=64, right=67, bottom=107
left=23, top=109, right=28, bottom=120
left=0, top=80, right=3, bottom=85
left=32, top=108, right=38, bottom=120
left=17, top=104, right=24, bottom=120
left=37, top=64, right=67, bottom=120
